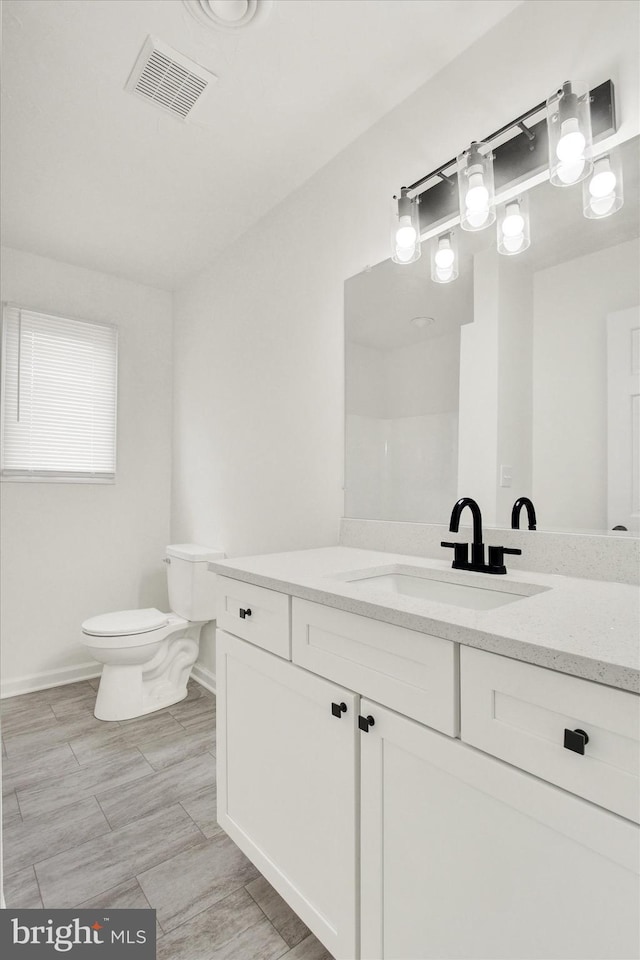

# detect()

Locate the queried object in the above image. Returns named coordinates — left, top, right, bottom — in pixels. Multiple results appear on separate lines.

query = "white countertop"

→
left=209, top=546, right=640, bottom=694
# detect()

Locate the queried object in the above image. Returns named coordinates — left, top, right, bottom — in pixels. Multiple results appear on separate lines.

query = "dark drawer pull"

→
left=331, top=702, right=347, bottom=718
left=358, top=715, right=375, bottom=733
left=239, top=608, right=252, bottom=619
left=564, top=728, right=589, bottom=755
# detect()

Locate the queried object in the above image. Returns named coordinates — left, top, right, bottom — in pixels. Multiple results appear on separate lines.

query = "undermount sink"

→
left=337, top=566, right=548, bottom=611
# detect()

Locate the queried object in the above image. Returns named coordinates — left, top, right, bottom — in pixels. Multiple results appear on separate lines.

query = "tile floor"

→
left=1, top=678, right=334, bottom=960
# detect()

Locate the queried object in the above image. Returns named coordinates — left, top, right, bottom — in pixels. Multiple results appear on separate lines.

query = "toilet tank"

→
left=165, top=544, right=224, bottom=621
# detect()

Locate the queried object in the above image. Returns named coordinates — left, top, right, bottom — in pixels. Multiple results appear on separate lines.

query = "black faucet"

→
left=441, top=497, right=522, bottom=575
left=450, top=497, right=485, bottom=567
left=512, top=497, right=537, bottom=530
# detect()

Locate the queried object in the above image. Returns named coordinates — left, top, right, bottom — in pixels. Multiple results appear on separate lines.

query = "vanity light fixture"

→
left=431, top=232, right=459, bottom=283
left=583, top=151, right=624, bottom=218
left=546, top=81, right=594, bottom=186
left=497, top=195, right=530, bottom=256
left=391, top=187, right=421, bottom=264
left=393, top=79, right=616, bottom=254
left=457, top=142, right=495, bottom=231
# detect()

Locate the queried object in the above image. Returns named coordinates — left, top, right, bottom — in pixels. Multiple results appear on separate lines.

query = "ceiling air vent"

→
left=125, top=36, right=217, bottom=120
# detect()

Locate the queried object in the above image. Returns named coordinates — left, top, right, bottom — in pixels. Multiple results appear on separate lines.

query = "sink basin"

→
left=338, top=566, right=548, bottom=611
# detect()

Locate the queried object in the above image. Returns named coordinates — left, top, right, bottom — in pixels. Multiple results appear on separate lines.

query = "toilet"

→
left=82, top=543, right=223, bottom=721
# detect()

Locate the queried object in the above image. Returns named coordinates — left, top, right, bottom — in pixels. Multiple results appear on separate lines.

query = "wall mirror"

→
left=345, top=135, right=640, bottom=534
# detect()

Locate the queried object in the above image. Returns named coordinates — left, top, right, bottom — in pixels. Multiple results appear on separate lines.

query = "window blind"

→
left=1, top=305, right=118, bottom=480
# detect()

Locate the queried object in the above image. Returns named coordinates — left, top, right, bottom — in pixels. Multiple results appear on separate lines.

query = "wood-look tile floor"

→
left=1, top=679, right=334, bottom=960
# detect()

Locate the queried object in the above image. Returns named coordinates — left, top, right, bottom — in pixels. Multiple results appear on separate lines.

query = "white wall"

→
left=346, top=336, right=460, bottom=521
left=346, top=342, right=388, bottom=419
left=171, top=0, right=639, bottom=672
left=496, top=260, right=533, bottom=526
left=0, top=247, right=173, bottom=696
left=532, top=237, right=640, bottom=530
left=458, top=249, right=500, bottom=522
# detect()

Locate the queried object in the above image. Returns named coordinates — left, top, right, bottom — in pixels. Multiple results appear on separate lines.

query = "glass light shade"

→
left=431, top=232, right=459, bottom=283
left=391, top=188, right=421, bottom=264
left=497, top=195, right=531, bottom=256
left=583, top=151, right=624, bottom=219
left=457, top=142, right=495, bottom=232
left=546, top=80, right=593, bottom=187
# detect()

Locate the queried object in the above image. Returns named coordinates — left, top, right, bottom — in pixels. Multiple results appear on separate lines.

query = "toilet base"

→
left=93, top=671, right=190, bottom=721
left=92, top=624, right=202, bottom=722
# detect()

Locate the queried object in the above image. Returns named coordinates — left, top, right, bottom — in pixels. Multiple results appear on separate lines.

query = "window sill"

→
left=1, top=475, right=116, bottom=484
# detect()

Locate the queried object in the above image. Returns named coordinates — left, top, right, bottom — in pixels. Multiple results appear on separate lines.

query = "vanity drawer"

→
left=216, top=576, right=291, bottom=659
left=460, top=646, right=640, bottom=822
left=292, top=598, right=458, bottom=736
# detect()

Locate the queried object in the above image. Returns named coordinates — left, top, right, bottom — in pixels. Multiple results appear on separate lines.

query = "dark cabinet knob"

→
left=564, top=728, right=589, bottom=755
left=358, top=714, right=375, bottom=733
left=239, top=608, right=252, bottom=619
left=331, top=702, right=347, bottom=718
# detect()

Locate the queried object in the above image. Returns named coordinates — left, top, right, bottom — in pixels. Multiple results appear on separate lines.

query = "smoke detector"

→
left=125, top=36, right=217, bottom=121
left=183, top=0, right=274, bottom=32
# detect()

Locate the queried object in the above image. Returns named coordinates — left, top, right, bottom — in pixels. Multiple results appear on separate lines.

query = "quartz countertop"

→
left=209, top=546, right=640, bottom=694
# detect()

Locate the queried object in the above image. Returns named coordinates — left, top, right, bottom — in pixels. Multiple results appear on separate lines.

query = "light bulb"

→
left=436, top=265, right=454, bottom=283
left=503, top=234, right=525, bottom=254
left=396, top=215, right=417, bottom=248
left=589, top=158, right=616, bottom=198
left=589, top=194, right=616, bottom=217
left=556, top=117, right=586, bottom=162
left=465, top=171, right=489, bottom=212
left=498, top=197, right=529, bottom=256
left=466, top=208, right=489, bottom=229
left=435, top=241, right=454, bottom=269
left=395, top=243, right=415, bottom=263
left=501, top=203, right=524, bottom=237
left=556, top=158, right=586, bottom=185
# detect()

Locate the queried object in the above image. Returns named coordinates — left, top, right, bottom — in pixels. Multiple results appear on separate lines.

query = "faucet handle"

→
left=487, top=544, right=522, bottom=574
left=441, top=541, right=469, bottom=568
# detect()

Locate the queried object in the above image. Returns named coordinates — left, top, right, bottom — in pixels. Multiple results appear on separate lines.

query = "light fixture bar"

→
left=517, top=121, right=536, bottom=142
left=407, top=79, right=616, bottom=234
left=406, top=98, right=548, bottom=195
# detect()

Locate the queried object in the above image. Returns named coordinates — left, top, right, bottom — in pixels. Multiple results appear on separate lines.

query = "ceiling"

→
left=1, top=0, right=521, bottom=290
left=346, top=255, right=473, bottom=350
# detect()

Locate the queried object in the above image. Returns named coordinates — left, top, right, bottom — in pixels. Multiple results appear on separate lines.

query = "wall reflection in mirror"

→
left=345, top=136, right=640, bottom=535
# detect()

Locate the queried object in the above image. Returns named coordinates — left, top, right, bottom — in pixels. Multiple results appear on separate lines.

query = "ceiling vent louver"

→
left=125, top=36, right=217, bottom=121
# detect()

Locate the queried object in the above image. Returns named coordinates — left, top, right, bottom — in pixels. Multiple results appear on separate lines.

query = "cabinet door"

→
left=217, top=629, right=358, bottom=960
left=360, top=699, right=640, bottom=960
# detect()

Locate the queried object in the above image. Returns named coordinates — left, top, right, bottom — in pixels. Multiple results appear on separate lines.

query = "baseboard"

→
left=0, top=662, right=101, bottom=700
left=1, top=660, right=215, bottom=700
left=191, top=661, right=216, bottom=695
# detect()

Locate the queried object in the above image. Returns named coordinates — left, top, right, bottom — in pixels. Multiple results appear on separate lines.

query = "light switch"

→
left=500, top=464, right=513, bottom=488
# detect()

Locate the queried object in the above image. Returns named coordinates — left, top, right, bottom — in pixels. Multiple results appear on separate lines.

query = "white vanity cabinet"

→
left=216, top=576, right=640, bottom=960
left=216, top=628, right=359, bottom=960
left=460, top=645, right=640, bottom=822
left=359, top=698, right=639, bottom=960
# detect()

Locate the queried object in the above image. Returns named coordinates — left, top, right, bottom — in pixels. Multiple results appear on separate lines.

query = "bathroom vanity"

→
left=211, top=547, right=639, bottom=960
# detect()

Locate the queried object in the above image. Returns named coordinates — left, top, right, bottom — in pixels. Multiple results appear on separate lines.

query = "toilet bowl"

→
left=82, top=544, right=223, bottom=721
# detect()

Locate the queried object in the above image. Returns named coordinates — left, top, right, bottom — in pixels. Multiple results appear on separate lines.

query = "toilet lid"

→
left=82, top=608, right=169, bottom=637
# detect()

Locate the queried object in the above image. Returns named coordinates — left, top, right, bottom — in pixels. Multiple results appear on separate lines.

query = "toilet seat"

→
left=82, top=608, right=169, bottom=638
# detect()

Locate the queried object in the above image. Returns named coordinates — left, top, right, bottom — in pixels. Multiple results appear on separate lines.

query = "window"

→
left=1, top=305, right=118, bottom=482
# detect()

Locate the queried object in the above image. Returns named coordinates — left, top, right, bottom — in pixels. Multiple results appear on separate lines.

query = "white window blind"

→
left=1, top=305, right=118, bottom=481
